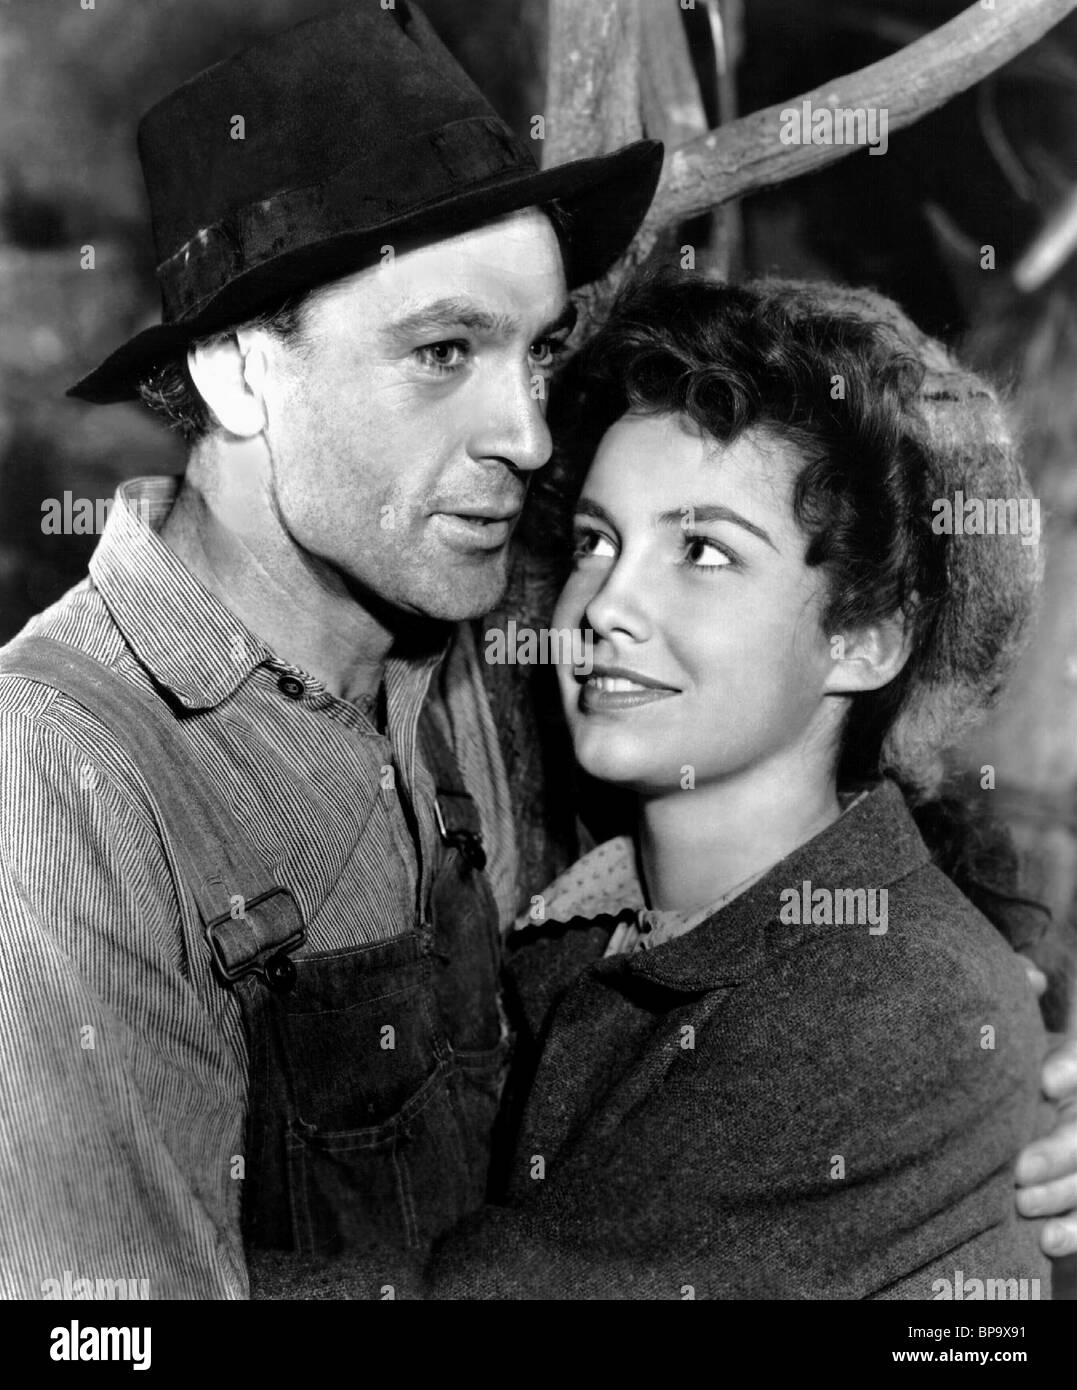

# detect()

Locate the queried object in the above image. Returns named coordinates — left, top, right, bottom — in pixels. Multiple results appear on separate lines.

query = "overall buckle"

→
left=205, top=886, right=306, bottom=987
left=433, top=796, right=487, bottom=871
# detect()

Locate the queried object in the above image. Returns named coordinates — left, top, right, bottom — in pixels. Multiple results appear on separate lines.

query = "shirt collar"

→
left=89, top=476, right=447, bottom=713
left=90, top=477, right=275, bottom=709
left=517, top=833, right=642, bottom=927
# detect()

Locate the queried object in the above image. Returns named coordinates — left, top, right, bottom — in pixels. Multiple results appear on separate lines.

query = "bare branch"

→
left=638, top=1, right=707, bottom=148
left=644, top=0, right=1077, bottom=242
left=1014, top=183, right=1077, bottom=291
left=637, top=0, right=744, bottom=279
left=542, top=0, right=642, bottom=166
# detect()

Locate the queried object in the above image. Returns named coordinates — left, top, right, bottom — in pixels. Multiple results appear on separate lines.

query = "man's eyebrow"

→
left=384, top=296, right=576, bottom=341
left=540, top=301, right=578, bottom=339
left=657, top=504, right=777, bottom=551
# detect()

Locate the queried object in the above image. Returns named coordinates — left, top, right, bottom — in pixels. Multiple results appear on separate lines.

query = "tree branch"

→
left=1014, top=182, right=1077, bottom=290
left=644, top=0, right=1077, bottom=242
left=638, top=0, right=707, bottom=148
left=543, top=0, right=642, bottom=167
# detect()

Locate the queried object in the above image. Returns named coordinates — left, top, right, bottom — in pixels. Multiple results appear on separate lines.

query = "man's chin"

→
left=411, top=552, right=512, bottom=623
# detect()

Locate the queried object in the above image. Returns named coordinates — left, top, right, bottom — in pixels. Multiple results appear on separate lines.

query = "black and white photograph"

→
left=2, top=0, right=1077, bottom=1341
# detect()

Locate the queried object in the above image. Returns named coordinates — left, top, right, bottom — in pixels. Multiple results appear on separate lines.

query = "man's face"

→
left=263, top=208, right=570, bottom=622
left=553, top=412, right=840, bottom=796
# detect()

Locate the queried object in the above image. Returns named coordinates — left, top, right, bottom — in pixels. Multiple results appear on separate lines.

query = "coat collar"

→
left=617, top=778, right=930, bottom=993
left=508, top=780, right=932, bottom=1010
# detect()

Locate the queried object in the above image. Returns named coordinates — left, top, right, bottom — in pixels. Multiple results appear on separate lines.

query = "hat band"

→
left=157, top=116, right=536, bottom=322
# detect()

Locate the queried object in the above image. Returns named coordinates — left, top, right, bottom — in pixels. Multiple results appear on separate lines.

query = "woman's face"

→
left=552, top=411, right=843, bottom=797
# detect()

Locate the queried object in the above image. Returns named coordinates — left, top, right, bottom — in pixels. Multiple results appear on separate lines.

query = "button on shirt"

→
left=0, top=476, right=517, bottom=1299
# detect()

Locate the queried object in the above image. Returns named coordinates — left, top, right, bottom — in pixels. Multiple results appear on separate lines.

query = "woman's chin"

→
left=572, top=732, right=678, bottom=795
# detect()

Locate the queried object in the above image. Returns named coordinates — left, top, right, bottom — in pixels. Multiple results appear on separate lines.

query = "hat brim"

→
left=67, top=139, right=664, bottom=405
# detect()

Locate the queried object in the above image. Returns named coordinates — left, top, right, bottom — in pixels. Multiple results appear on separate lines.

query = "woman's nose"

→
left=581, top=562, right=652, bottom=643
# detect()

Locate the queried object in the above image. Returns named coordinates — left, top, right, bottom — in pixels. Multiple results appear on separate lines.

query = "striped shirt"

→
left=0, top=476, right=517, bottom=1300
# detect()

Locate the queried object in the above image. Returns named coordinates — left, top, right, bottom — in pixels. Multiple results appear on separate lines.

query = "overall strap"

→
left=418, top=703, right=488, bottom=873
left=0, top=635, right=304, bottom=984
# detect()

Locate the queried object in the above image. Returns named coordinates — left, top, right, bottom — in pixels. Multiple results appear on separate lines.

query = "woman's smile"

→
left=577, top=664, right=681, bottom=713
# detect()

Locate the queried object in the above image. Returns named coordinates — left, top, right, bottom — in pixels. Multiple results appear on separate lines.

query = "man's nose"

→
left=470, top=366, right=553, bottom=474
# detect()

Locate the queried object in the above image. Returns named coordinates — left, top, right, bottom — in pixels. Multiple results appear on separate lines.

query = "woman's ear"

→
left=186, top=329, right=270, bottom=438
left=824, top=612, right=914, bottom=696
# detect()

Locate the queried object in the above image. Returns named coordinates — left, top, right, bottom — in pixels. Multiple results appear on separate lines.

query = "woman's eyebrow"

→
left=572, top=498, right=617, bottom=528
left=657, top=503, right=777, bottom=551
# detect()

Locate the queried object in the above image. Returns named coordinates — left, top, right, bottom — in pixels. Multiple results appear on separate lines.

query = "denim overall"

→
left=236, top=710, right=505, bottom=1258
left=1, top=637, right=505, bottom=1271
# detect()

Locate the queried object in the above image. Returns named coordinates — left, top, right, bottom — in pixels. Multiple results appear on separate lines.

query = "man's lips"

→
left=440, top=504, right=522, bottom=522
left=431, top=506, right=521, bottom=552
left=574, top=663, right=681, bottom=711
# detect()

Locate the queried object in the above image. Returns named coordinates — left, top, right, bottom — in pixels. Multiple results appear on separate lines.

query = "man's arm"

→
left=1017, top=1033, right=1077, bottom=1255
left=0, top=705, right=247, bottom=1299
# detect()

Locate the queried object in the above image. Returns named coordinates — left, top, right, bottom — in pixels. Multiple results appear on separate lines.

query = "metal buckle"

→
left=204, top=886, right=306, bottom=985
left=433, top=797, right=487, bottom=871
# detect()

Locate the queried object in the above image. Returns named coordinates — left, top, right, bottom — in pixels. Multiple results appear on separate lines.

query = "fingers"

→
left=1016, top=1104, right=1077, bottom=1186
left=1015, top=1109, right=1077, bottom=1258
left=1022, top=1039, right=1077, bottom=1256
left=1041, top=1037, right=1077, bottom=1102
left=1021, top=961, right=1048, bottom=999
left=1017, top=1167, right=1077, bottom=1214
left=1042, top=1214, right=1077, bottom=1259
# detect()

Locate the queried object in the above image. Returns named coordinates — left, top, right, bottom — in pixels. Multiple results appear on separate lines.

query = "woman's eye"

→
left=682, top=535, right=734, bottom=570
left=572, top=529, right=617, bottom=562
left=416, top=341, right=469, bottom=373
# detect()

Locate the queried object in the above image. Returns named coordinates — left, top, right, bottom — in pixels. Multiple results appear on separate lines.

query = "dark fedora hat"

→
left=69, top=0, right=663, bottom=404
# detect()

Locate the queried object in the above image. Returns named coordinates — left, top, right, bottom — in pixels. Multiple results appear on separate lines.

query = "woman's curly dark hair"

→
left=527, top=268, right=1045, bottom=942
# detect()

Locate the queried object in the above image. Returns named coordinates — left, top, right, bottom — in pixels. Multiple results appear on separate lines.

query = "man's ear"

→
left=824, top=612, right=914, bottom=696
left=187, top=329, right=270, bottom=438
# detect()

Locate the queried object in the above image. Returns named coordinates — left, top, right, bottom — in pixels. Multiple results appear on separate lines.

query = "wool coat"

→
left=427, top=778, right=1051, bottom=1299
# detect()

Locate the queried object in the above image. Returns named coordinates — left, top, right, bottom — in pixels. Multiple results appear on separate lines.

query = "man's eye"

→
left=416, top=341, right=469, bottom=373
left=530, top=337, right=568, bottom=369
left=681, top=535, right=735, bottom=571
left=572, top=528, right=617, bottom=562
